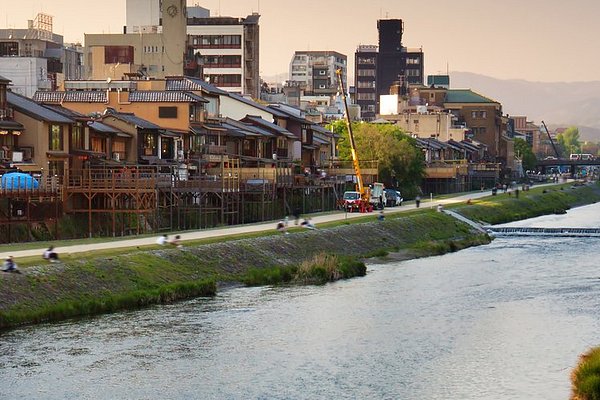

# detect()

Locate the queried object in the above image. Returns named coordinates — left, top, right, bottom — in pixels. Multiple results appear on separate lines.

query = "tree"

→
left=556, top=126, right=581, bottom=156
left=329, top=121, right=425, bottom=195
left=514, top=138, right=537, bottom=171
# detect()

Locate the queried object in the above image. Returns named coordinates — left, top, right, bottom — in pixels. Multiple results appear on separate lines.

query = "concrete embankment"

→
left=0, top=182, right=598, bottom=330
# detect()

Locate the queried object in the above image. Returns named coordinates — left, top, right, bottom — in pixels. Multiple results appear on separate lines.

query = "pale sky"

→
left=2, top=0, right=599, bottom=83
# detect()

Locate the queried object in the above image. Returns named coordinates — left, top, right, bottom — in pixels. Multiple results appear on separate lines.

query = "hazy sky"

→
left=2, top=0, right=599, bottom=83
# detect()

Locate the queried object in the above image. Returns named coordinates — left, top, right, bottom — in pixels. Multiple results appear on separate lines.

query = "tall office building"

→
left=354, top=19, right=424, bottom=119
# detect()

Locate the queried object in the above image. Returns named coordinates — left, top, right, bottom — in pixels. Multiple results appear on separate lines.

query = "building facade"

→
left=0, top=13, right=83, bottom=97
left=288, top=51, right=347, bottom=97
left=354, top=19, right=424, bottom=120
left=354, top=45, right=378, bottom=121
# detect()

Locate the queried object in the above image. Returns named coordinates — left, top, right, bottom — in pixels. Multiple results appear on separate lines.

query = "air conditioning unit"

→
left=112, top=152, right=120, bottom=161
left=12, top=151, right=23, bottom=162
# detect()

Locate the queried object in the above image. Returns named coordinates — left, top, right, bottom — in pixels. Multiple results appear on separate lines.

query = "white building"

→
left=288, top=51, right=347, bottom=96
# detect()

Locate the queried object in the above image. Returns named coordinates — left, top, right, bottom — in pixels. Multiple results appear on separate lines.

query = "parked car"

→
left=384, top=188, right=403, bottom=207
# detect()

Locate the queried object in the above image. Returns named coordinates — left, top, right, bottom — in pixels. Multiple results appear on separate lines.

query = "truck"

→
left=336, top=69, right=380, bottom=213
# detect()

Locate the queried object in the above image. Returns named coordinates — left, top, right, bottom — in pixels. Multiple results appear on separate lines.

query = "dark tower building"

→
left=354, top=19, right=424, bottom=119
left=377, top=19, right=404, bottom=103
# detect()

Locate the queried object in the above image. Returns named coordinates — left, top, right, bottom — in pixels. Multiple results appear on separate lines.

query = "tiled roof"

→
left=33, top=91, right=65, bottom=103
left=0, top=74, right=10, bottom=83
left=166, top=76, right=228, bottom=95
left=128, top=91, right=208, bottom=103
left=242, top=115, right=296, bottom=139
left=310, top=124, right=332, bottom=135
left=226, top=92, right=289, bottom=118
left=8, top=91, right=74, bottom=123
left=87, top=121, right=121, bottom=134
left=445, top=89, right=499, bottom=104
left=43, top=104, right=88, bottom=119
left=33, top=91, right=108, bottom=103
left=267, top=104, right=310, bottom=123
left=102, top=112, right=161, bottom=130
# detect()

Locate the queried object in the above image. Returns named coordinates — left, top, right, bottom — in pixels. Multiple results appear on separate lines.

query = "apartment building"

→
left=354, top=45, right=378, bottom=121
left=0, top=13, right=83, bottom=97
left=288, top=51, right=347, bottom=97
left=85, top=1, right=260, bottom=98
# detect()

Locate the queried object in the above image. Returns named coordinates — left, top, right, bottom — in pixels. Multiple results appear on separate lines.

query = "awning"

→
left=13, top=163, right=41, bottom=172
left=0, top=120, right=24, bottom=130
left=160, top=130, right=182, bottom=138
left=115, top=132, right=132, bottom=138
left=302, top=144, right=317, bottom=150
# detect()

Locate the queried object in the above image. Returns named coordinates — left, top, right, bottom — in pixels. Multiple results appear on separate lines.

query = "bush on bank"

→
left=572, top=347, right=600, bottom=400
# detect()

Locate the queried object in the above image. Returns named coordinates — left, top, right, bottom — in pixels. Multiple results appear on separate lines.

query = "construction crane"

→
left=541, top=120, right=560, bottom=159
left=336, top=68, right=373, bottom=212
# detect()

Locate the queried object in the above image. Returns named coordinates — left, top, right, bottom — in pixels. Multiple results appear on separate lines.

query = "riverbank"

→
left=0, top=182, right=598, bottom=330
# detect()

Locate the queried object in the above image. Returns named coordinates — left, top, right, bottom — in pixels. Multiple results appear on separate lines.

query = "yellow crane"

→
left=336, top=68, right=373, bottom=212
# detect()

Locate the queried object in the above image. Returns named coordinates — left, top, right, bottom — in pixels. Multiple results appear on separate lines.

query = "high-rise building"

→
left=354, top=19, right=424, bottom=120
left=354, top=45, right=378, bottom=121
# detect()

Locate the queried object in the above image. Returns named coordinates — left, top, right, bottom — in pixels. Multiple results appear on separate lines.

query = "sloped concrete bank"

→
left=0, top=182, right=598, bottom=330
left=0, top=211, right=487, bottom=330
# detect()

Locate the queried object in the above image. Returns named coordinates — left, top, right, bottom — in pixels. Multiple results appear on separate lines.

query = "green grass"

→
left=572, top=347, right=600, bottom=400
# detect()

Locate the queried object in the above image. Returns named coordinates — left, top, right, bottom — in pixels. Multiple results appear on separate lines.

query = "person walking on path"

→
left=415, top=195, right=421, bottom=208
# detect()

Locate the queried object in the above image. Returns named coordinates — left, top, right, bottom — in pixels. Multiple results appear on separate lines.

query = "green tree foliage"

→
left=514, top=138, right=537, bottom=171
left=556, top=126, right=581, bottom=156
left=329, top=121, right=425, bottom=194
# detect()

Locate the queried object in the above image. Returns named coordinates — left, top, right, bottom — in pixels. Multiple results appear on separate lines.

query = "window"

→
left=91, top=136, right=106, bottom=153
left=318, top=70, right=326, bottom=75
left=357, top=93, right=376, bottom=100
left=159, top=106, right=178, bottom=118
left=198, top=35, right=241, bottom=48
left=104, top=46, right=134, bottom=64
left=49, top=125, right=64, bottom=151
left=471, top=111, right=478, bottom=119
left=358, top=69, right=376, bottom=77
left=141, top=132, right=157, bottom=156
left=480, top=111, right=487, bottom=118
left=71, top=123, right=83, bottom=150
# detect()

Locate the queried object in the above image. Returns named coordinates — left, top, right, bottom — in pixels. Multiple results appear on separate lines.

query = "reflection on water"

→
left=1, top=205, right=600, bottom=399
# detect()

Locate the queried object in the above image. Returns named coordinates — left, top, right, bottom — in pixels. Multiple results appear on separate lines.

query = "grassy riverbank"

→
left=571, top=347, right=600, bottom=400
left=0, top=182, right=598, bottom=331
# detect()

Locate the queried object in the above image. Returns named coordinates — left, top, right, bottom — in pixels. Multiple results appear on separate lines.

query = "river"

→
left=1, top=204, right=600, bottom=399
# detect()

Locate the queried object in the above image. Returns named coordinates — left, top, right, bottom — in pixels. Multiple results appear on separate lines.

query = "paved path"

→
left=0, top=182, right=566, bottom=261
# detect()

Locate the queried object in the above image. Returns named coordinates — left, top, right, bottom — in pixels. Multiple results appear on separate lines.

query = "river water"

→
left=2, top=204, right=600, bottom=399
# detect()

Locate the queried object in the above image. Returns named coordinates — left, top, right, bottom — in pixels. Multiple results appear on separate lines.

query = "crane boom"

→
left=336, top=69, right=366, bottom=197
left=541, top=120, right=560, bottom=158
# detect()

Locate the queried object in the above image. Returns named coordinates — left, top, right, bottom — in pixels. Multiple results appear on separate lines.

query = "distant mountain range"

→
left=450, top=72, right=600, bottom=141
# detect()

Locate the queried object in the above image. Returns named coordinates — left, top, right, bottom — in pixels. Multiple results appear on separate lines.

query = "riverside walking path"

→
left=0, top=182, right=567, bottom=261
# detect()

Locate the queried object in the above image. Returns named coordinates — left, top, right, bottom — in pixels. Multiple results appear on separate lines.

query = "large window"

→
left=196, top=35, right=241, bottom=49
left=49, top=125, right=64, bottom=151
left=104, top=46, right=134, bottom=64
left=202, top=55, right=241, bottom=68
left=205, top=74, right=241, bottom=87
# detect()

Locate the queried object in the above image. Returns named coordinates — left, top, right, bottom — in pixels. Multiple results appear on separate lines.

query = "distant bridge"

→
left=486, top=226, right=600, bottom=237
left=536, top=158, right=600, bottom=174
